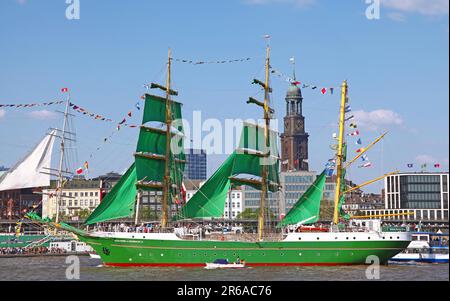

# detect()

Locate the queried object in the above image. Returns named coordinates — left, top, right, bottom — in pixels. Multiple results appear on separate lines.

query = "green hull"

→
left=80, top=234, right=410, bottom=267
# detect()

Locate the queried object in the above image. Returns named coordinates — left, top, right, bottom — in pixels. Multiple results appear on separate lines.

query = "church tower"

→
left=280, top=79, right=309, bottom=172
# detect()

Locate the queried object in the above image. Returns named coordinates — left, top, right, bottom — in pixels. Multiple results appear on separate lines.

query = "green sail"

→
left=177, top=153, right=235, bottom=219
left=136, top=94, right=185, bottom=194
left=278, top=170, right=327, bottom=228
left=142, top=94, right=183, bottom=126
left=85, top=163, right=137, bottom=225
left=178, top=123, right=280, bottom=220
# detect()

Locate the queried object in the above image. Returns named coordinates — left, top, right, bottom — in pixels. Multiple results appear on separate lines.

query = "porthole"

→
left=390, top=237, right=393, bottom=239
left=178, top=253, right=182, bottom=257
left=233, top=253, right=237, bottom=256
left=280, top=253, right=284, bottom=256
left=298, top=253, right=302, bottom=256
left=346, top=237, right=349, bottom=240
left=336, top=252, right=339, bottom=256
left=335, top=237, right=338, bottom=240
left=397, top=236, right=400, bottom=239
left=193, top=253, right=196, bottom=256
left=368, top=237, right=371, bottom=240
left=383, top=237, right=385, bottom=239
left=350, top=252, right=354, bottom=256
left=353, top=237, right=356, bottom=240
left=204, top=253, right=207, bottom=256
left=138, top=253, right=142, bottom=257
left=298, top=237, right=302, bottom=241
left=262, top=253, right=266, bottom=256
left=213, top=253, right=217, bottom=256
left=129, top=258, right=132, bottom=261
left=132, top=236, right=135, bottom=238
left=317, top=237, right=320, bottom=240
left=160, top=253, right=164, bottom=257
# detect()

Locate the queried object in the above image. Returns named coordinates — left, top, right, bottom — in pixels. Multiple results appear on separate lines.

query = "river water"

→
left=0, top=256, right=448, bottom=281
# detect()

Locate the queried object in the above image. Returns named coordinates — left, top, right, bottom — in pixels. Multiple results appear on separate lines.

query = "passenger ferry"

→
left=390, top=231, right=448, bottom=263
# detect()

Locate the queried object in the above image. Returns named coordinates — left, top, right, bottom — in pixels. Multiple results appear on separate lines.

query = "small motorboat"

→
left=205, top=259, right=246, bottom=269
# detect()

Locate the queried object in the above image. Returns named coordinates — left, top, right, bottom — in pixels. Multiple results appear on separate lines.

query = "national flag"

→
left=76, top=168, right=83, bottom=175
left=362, top=155, right=369, bottom=162
left=434, top=163, right=441, bottom=168
left=345, top=105, right=352, bottom=113
left=407, top=164, right=414, bottom=168
left=84, top=161, right=89, bottom=170
left=128, top=111, right=132, bottom=117
left=119, top=118, right=126, bottom=125
left=325, top=168, right=334, bottom=177
left=321, top=88, right=327, bottom=95
left=311, top=86, right=317, bottom=90
left=329, top=88, right=334, bottom=95
left=135, top=102, right=141, bottom=111
left=292, top=81, right=301, bottom=86
left=61, top=88, right=69, bottom=93
left=359, top=162, right=372, bottom=168
left=356, top=138, right=362, bottom=145
left=356, top=148, right=365, bottom=153
left=349, top=123, right=357, bottom=129
left=348, top=130, right=359, bottom=136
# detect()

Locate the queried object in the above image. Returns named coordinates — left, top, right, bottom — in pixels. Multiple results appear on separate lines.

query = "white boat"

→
left=205, top=259, right=246, bottom=269
left=391, top=232, right=449, bottom=264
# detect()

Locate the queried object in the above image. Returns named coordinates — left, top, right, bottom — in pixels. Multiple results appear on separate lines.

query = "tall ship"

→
left=27, top=46, right=411, bottom=266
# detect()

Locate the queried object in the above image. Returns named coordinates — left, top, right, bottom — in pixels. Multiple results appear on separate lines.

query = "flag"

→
left=325, top=168, right=334, bottom=177
left=181, top=182, right=187, bottom=203
left=345, top=115, right=354, bottom=122
left=84, top=161, right=89, bottom=170
left=128, top=111, right=132, bottom=117
left=359, top=162, right=372, bottom=168
left=407, top=164, right=414, bottom=168
left=362, top=155, right=369, bottom=162
left=356, top=148, right=365, bottom=153
left=292, top=81, right=301, bottom=86
left=76, top=168, right=83, bottom=175
left=356, top=138, right=362, bottom=145
left=434, top=163, right=441, bottom=168
left=119, top=118, right=126, bottom=125
left=329, top=88, right=334, bottom=95
left=348, top=130, right=359, bottom=136
left=117, top=125, right=121, bottom=131
left=289, top=57, right=295, bottom=64
left=349, top=123, right=357, bottom=129
left=135, top=102, right=141, bottom=110
left=345, top=105, right=352, bottom=113
left=61, top=88, right=69, bottom=93
left=321, top=88, right=327, bottom=95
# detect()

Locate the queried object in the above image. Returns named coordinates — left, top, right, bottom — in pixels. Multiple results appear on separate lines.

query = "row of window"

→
left=364, top=209, right=448, bottom=221
left=62, top=199, right=99, bottom=207
left=63, top=191, right=99, bottom=197
left=224, top=202, right=242, bottom=208
left=402, top=201, right=441, bottom=209
left=401, top=184, right=441, bottom=193
left=403, top=175, right=440, bottom=184
left=404, top=193, right=441, bottom=201
left=284, top=176, right=314, bottom=184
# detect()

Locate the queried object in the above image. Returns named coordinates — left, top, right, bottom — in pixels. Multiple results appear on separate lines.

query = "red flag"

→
left=84, top=161, right=89, bottom=170
left=128, top=111, right=132, bottom=117
left=321, top=88, right=327, bottom=95
left=61, top=88, right=69, bottom=93
left=76, top=168, right=83, bottom=175
left=434, top=164, right=441, bottom=168
left=292, top=81, right=301, bottom=86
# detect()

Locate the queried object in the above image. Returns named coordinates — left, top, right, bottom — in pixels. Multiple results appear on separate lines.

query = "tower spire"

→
left=290, top=56, right=296, bottom=81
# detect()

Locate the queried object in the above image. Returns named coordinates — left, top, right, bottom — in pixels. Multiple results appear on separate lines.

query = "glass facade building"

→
left=184, top=149, right=207, bottom=180
left=362, top=172, right=449, bottom=222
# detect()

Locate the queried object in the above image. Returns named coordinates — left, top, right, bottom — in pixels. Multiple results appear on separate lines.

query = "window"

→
left=90, top=192, right=94, bottom=197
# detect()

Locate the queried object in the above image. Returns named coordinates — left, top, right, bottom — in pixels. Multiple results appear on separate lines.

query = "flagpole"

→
left=55, top=91, right=71, bottom=224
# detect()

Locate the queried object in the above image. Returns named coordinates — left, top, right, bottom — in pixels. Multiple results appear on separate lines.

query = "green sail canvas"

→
left=85, top=163, right=137, bottom=225
left=278, top=170, right=327, bottom=228
left=178, top=154, right=235, bottom=219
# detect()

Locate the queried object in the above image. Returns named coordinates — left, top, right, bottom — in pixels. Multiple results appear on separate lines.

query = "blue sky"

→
left=0, top=0, right=448, bottom=193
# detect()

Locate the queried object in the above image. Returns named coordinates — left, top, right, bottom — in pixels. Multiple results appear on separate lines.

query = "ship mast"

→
left=161, top=48, right=173, bottom=228
left=332, top=80, right=348, bottom=226
left=55, top=92, right=71, bottom=224
left=258, top=45, right=271, bottom=241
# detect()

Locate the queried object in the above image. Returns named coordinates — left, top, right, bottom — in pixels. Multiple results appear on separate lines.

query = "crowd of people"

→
left=0, top=246, right=67, bottom=256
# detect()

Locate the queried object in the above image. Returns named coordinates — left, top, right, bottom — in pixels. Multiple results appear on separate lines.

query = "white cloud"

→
left=382, top=0, right=449, bottom=16
left=415, top=154, right=437, bottom=164
left=0, top=109, right=5, bottom=120
left=244, top=0, right=316, bottom=8
left=353, top=109, right=403, bottom=131
left=28, top=110, right=58, bottom=120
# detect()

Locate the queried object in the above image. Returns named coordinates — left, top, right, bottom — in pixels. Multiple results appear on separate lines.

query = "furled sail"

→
left=0, top=130, right=56, bottom=192
left=85, top=163, right=137, bottom=225
left=177, top=123, right=280, bottom=220
left=278, top=170, right=327, bottom=228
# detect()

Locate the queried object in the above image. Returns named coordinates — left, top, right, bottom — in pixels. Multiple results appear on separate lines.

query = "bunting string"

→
left=172, top=57, right=252, bottom=65
left=270, top=67, right=338, bottom=95
left=0, top=100, right=64, bottom=108
left=69, top=102, right=139, bottom=129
